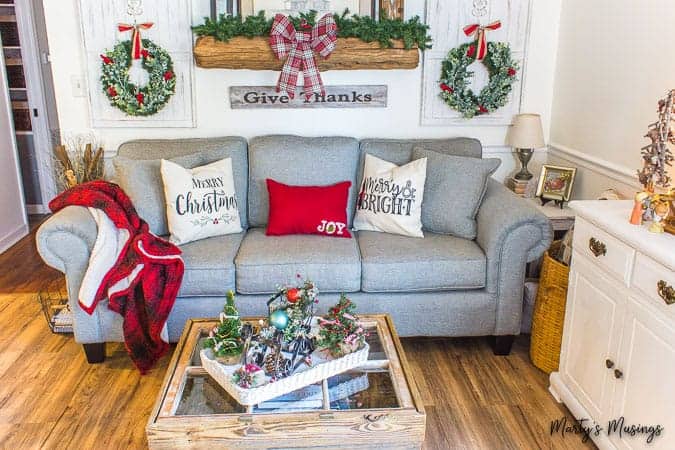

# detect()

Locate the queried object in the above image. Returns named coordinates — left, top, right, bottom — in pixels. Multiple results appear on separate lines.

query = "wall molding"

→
left=26, top=204, right=49, bottom=215
left=548, top=142, right=640, bottom=190
left=0, top=223, right=29, bottom=255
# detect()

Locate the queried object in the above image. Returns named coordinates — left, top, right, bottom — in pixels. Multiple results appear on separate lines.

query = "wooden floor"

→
left=0, top=219, right=594, bottom=449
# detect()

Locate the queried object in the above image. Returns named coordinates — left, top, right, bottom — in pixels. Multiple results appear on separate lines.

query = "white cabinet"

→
left=609, top=297, right=675, bottom=450
left=550, top=201, right=675, bottom=450
left=560, top=258, right=624, bottom=422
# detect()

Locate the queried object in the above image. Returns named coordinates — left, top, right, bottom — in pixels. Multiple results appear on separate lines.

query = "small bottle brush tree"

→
left=203, top=290, right=243, bottom=362
left=638, top=89, right=675, bottom=191
left=317, top=295, right=367, bottom=358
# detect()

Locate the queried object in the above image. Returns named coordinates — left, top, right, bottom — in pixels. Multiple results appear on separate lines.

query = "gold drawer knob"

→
left=589, top=237, right=607, bottom=257
left=657, top=280, right=675, bottom=305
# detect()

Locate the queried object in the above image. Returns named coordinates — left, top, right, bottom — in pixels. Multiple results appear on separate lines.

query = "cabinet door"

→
left=560, top=255, right=625, bottom=422
left=609, top=297, right=675, bottom=450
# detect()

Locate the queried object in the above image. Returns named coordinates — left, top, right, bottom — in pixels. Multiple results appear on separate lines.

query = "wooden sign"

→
left=230, top=85, right=387, bottom=109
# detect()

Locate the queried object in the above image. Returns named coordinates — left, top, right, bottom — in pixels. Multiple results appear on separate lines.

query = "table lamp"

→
left=507, top=113, right=545, bottom=180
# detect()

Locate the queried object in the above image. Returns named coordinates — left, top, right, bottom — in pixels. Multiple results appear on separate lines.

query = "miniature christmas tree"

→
left=203, top=290, right=243, bottom=362
left=317, top=295, right=367, bottom=358
left=638, top=90, right=675, bottom=191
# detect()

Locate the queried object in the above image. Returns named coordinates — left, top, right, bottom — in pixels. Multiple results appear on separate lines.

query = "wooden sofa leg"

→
left=493, top=335, right=515, bottom=356
left=83, top=343, right=106, bottom=363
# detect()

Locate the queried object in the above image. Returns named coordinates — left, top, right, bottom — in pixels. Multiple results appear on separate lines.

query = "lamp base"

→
left=515, top=148, right=534, bottom=181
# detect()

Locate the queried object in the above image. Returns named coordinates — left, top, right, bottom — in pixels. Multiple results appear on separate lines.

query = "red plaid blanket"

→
left=49, top=181, right=184, bottom=373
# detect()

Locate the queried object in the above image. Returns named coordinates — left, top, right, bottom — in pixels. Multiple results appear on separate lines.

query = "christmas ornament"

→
left=269, top=309, right=290, bottom=330
left=269, top=13, right=337, bottom=99
left=232, top=363, right=266, bottom=388
left=286, top=288, right=301, bottom=303
left=100, top=36, right=176, bottom=116
left=438, top=20, right=518, bottom=118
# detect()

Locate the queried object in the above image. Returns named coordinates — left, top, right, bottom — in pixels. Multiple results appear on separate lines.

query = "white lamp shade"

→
left=507, top=113, right=545, bottom=149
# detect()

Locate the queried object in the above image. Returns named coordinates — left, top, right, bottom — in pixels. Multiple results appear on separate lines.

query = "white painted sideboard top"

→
left=569, top=200, right=675, bottom=271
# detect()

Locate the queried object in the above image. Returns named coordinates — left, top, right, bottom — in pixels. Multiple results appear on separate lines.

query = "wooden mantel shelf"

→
left=193, top=36, right=419, bottom=70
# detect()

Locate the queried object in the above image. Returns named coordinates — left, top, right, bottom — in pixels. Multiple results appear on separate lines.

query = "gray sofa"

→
left=36, top=135, right=552, bottom=363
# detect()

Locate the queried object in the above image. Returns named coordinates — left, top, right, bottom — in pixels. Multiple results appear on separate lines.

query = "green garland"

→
left=100, top=39, right=176, bottom=116
left=193, top=10, right=432, bottom=50
left=439, top=41, right=518, bottom=118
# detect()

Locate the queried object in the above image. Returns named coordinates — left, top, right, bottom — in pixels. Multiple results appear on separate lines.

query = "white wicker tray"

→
left=201, top=343, right=370, bottom=406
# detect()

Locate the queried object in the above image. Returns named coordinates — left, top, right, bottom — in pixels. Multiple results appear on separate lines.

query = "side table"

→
left=527, top=198, right=576, bottom=238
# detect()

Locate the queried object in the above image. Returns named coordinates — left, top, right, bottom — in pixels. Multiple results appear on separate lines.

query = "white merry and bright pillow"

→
left=353, top=153, right=427, bottom=238
left=161, top=158, right=243, bottom=245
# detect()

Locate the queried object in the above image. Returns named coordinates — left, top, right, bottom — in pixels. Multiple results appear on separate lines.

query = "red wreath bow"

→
left=463, top=20, right=501, bottom=60
left=269, top=14, right=337, bottom=99
left=118, top=22, right=154, bottom=60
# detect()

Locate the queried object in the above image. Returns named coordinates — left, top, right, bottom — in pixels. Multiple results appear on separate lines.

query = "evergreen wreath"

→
left=100, top=39, right=176, bottom=116
left=438, top=41, right=518, bottom=118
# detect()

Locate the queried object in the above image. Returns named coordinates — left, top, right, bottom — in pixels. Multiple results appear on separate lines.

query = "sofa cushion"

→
left=235, top=228, right=361, bottom=294
left=412, top=147, right=501, bottom=240
left=357, top=138, right=482, bottom=189
left=248, top=135, right=360, bottom=227
left=113, top=152, right=205, bottom=236
left=178, top=233, right=245, bottom=296
left=357, top=230, right=486, bottom=292
left=117, top=137, right=249, bottom=229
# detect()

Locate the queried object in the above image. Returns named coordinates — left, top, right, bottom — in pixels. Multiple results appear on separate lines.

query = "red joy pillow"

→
left=266, top=179, right=352, bottom=238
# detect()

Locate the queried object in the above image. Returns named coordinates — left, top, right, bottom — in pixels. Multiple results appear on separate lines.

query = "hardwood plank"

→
left=0, top=225, right=595, bottom=449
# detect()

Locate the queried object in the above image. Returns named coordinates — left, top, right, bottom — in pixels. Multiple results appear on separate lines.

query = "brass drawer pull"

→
left=605, top=359, right=614, bottom=369
left=657, top=280, right=675, bottom=305
left=589, top=237, right=607, bottom=257
left=614, top=369, right=623, bottom=379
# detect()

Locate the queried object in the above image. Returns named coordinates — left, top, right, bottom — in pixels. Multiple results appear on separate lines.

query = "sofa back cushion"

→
left=357, top=138, right=482, bottom=188
left=116, top=137, right=249, bottom=229
left=114, top=152, right=205, bottom=236
left=248, top=135, right=360, bottom=227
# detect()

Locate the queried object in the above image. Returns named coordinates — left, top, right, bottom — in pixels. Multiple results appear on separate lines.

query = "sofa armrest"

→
left=36, top=206, right=97, bottom=272
left=476, top=179, right=553, bottom=335
left=36, top=206, right=104, bottom=343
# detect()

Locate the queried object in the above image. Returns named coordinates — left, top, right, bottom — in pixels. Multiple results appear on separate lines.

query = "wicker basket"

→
left=530, top=241, right=569, bottom=373
left=37, top=278, right=73, bottom=334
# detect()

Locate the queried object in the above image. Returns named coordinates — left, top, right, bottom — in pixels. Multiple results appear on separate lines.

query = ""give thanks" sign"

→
left=229, top=85, right=387, bottom=109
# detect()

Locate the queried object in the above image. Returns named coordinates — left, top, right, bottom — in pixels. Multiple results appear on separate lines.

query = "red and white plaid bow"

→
left=269, top=14, right=337, bottom=99
left=118, top=22, right=154, bottom=59
left=463, top=20, right=501, bottom=60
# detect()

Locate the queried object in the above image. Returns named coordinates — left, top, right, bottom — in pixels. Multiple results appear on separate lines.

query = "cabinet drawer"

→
left=573, top=218, right=635, bottom=285
left=632, top=253, right=675, bottom=317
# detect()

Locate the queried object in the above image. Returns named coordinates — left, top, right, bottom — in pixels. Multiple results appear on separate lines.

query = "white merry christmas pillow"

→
left=161, top=158, right=243, bottom=245
left=354, top=153, right=427, bottom=238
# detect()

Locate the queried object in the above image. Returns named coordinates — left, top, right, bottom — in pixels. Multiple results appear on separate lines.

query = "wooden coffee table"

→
left=147, top=315, right=426, bottom=449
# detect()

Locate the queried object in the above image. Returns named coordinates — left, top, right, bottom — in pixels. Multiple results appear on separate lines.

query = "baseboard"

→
left=548, top=143, right=640, bottom=190
left=26, top=204, right=49, bottom=215
left=0, top=222, right=29, bottom=254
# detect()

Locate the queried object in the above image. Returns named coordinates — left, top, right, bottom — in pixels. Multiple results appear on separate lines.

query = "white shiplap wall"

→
left=79, top=0, right=195, bottom=127
left=421, top=0, right=532, bottom=126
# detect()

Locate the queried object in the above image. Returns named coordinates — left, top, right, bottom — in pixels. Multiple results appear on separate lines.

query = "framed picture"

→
left=210, top=0, right=235, bottom=18
left=379, top=0, right=403, bottom=20
left=237, top=0, right=376, bottom=18
left=536, top=165, right=577, bottom=202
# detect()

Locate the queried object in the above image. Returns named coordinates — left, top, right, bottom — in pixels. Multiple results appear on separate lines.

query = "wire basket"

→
left=38, top=278, right=73, bottom=334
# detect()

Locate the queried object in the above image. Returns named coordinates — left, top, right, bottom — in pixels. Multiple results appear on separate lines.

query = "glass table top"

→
left=174, top=321, right=401, bottom=416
